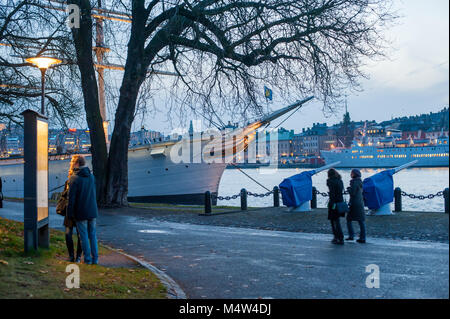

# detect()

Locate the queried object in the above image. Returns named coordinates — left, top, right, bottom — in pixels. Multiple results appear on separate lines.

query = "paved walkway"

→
left=128, top=204, right=450, bottom=243
left=1, top=200, right=448, bottom=298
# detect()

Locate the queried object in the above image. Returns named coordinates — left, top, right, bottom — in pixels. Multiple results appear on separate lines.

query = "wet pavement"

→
left=1, top=200, right=448, bottom=299
left=127, top=205, right=450, bottom=243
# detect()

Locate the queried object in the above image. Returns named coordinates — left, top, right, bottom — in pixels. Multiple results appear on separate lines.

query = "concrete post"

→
left=394, top=187, right=402, bottom=212
left=240, top=188, right=247, bottom=211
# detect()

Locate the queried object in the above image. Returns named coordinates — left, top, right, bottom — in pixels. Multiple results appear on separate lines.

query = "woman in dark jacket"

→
left=346, top=169, right=366, bottom=243
left=327, top=168, right=345, bottom=245
left=57, top=159, right=82, bottom=262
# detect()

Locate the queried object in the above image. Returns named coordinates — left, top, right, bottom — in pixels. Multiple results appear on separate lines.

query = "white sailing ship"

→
left=0, top=97, right=313, bottom=204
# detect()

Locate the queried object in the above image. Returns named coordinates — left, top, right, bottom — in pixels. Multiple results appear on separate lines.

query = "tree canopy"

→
left=0, top=0, right=83, bottom=127
left=1, top=0, right=397, bottom=206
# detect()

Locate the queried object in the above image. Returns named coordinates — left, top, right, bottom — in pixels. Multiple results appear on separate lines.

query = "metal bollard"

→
left=444, top=188, right=449, bottom=214
left=0, top=178, right=2, bottom=209
left=204, top=191, right=212, bottom=215
left=394, top=187, right=402, bottom=212
left=273, top=186, right=280, bottom=207
left=240, top=188, right=247, bottom=211
left=311, top=186, right=317, bottom=209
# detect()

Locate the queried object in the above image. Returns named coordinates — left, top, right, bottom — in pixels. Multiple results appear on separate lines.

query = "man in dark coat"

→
left=327, top=169, right=345, bottom=245
left=346, top=169, right=366, bottom=243
left=67, top=155, right=99, bottom=264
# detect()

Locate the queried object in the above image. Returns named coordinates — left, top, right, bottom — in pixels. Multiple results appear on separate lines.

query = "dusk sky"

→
left=124, top=0, right=449, bottom=135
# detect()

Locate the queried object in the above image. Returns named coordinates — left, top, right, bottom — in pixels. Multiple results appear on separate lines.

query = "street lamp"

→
left=25, top=56, right=62, bottom=115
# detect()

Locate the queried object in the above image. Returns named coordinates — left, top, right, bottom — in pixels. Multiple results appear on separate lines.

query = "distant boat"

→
left=321, top=133, right=449, bottom=168
left=0, top=97, right=314, bottom=204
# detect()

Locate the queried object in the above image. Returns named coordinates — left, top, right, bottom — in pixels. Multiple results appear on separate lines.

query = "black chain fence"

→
left=315, top=189, right=349, bottom=196
left=400, top=190, right=444, bottom=200
left=214, top=193, right=241, bottom=201
left=216, top=189, right=445, bottom=201
left=205, top=186, right=448, bottom=214
left=247, top=190, right=274, bottom=198
left=213, top=190, right=273, bottom=201
left=314, top=188, right=444, bottom=199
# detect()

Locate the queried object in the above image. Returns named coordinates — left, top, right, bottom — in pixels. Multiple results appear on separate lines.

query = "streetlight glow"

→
left=25, top=56, right=61, bottom=69
left=25, top=56, right=61, bottom=115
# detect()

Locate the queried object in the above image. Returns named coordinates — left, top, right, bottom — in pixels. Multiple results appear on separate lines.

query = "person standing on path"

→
left=56, top=158, right=82, bottom=262
left=67, top=155, right=99, bottom=265
left=346, top=169, right=366, bottom=243
left=327, top=168, right=345, bottom=245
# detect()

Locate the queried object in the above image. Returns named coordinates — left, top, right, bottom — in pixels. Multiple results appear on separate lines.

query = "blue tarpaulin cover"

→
left=362, top=169, right=395, bottom=210
left=279, top=170, right=315, bottom=207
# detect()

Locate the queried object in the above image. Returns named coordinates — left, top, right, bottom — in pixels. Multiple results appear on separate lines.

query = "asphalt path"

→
left=1, top=200, right=448, bottom=299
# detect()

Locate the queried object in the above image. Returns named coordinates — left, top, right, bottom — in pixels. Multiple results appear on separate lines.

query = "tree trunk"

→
left=104, top=78, right=141, bottom=206
left=69, top=0, right=108, bottom=203
left=103, top=9, right=188, bottom=206
left=103, top=3, right=148, bottom=206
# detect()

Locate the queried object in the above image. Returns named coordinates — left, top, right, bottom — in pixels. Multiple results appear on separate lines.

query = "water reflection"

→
left=218, top=167, right=449, bottom=212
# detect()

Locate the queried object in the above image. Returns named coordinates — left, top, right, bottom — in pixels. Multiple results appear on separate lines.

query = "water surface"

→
left=218, top=167, right=449, bottom=212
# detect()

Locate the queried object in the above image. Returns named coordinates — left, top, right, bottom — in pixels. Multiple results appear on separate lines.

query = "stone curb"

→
left=102, top=244, right=187, bottom=299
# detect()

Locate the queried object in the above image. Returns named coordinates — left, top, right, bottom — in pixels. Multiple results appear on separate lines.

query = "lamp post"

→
left=25, top=57, right=62, bottom=115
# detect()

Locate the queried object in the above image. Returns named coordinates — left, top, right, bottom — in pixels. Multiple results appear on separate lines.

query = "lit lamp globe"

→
left=25, top=56, right=62, bottom=115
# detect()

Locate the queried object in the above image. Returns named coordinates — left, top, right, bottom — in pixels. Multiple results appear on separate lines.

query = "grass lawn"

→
left=0, top=217, right=167, bottom=299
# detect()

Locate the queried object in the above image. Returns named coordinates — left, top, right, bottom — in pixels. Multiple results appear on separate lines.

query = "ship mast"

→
left=94, top=0, right=109, bottom=148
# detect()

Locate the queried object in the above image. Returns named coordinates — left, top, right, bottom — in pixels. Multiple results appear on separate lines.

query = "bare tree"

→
left=0, top=0, right=83, bottom=128
left=68, top=0, right=108, bottom=200
left=65, top=0, right=396, bottom=206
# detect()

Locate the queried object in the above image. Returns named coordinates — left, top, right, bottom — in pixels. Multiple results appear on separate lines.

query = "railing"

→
left=313, top=187, right=449, bottom=214
left=203, top=186, right=449, bottom=215
left=202, top=187, right=280, bottom=215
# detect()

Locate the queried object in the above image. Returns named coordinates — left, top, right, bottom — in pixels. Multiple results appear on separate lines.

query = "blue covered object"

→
left=279, top=170, right=315, bottom=207
left=362, top=169, right=395, bottom=210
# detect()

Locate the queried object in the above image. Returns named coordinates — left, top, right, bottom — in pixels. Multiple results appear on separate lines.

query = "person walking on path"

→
left=346, top=169, right=366, bottom=243
left=67, top=155, right=99, bottom=265
left=327, top=168, right=345, bottom=245
left=56, top=159, right=82, bottom=262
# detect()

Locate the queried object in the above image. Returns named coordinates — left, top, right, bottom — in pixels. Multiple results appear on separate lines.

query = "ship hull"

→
left=321, top=145, right=449, bottom=168
left=0, top=99, right=315, bottom=203
left=0, top=146, right=228, bottom=205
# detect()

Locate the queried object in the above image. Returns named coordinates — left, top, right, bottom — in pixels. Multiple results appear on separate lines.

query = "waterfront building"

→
left=6, top=136, right=21, bottom=155
left=277, top=128, right=294, bottom=159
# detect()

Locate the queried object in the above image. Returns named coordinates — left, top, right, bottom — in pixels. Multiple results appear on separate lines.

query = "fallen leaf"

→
left=0, top=260, right=8, bottom=265
left=23, top=261, right=34, bottom=265
left=39, top=270, right=48, bottom=274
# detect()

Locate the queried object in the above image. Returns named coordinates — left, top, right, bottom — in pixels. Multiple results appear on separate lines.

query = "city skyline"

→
left=127, top=0, right=448, bottom=136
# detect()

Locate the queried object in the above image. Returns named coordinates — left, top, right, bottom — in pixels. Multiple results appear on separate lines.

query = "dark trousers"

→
left=65, top=226, right=82, bottom=259
left=330, top=218, right=344, bottom=241
left=347, top=220, right=366, bottom=240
